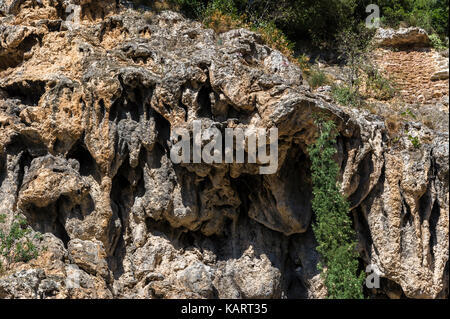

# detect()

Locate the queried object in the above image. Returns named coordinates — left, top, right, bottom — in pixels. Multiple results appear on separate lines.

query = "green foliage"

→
left=205, top=0, right=238, bottom=16
left=296, top=54, right=311, bottom=72
left=429, top=33, right=448, bottom=50
left=331, top=84, right=360, bottom=107
left=408, top=134, right=421, bottom=148
left=0, top=215, right=40, bottom=265
left=170, top=0, right=207, bottom=19
left=132, top=0, right=448, bottom=49
left=308, top=119, right=364, bottom=299
left=332, top=26, right=378, bottom=106
left=229, top=0, right=365, bottom=46
left=307, top=67, right=329, bottom=89
left=251, top=20, right=296, bottom=58
left=400, top=108, right=417, bottom=119
left=336, top=25, right=374, bottom=90
left=379, top=0, right=449, bottom=36
left=365, top=66, right=397, bottom=100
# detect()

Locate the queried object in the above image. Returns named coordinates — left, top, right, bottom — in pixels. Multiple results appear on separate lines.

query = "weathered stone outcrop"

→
left=374, top=27, right=431, bottom=48
left=0, top=1, right=448, bottom=299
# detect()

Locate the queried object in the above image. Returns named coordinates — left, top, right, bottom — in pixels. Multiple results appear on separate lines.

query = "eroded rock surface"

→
left=0, top=1, right=448, bottom=299
left=374, top=27, right=431, bottom=48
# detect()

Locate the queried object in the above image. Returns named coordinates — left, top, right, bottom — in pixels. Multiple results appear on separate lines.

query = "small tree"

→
left=337, top=24, right=373, bottom=91
left=308, top=119, right=365, bottom=299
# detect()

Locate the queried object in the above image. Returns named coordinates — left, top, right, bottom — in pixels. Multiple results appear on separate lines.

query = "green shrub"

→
left=379, top=0, right=449, bottom=36
left=245, top=0, right=363, bottom=47
left=331, top=84, right=360, bottom=107
left=365, top=67, right=397, bottom=100
left=132, top=0, right=449, bottom=49
left=202, top=1, right=297, bottom=60
left=429, top=33, right=448, bottom=50
left=170, top=0, right=207, bottom=19
left=400, top=108, right=417, bottom=119
left=308, top=68, right=329, bottom=89
left=0, top=215, right=40, bottom=265
left=336, top=26, right=374, bottom=90
left=408, top=134, right=421, bottom=148
left=308, top=119, right=365, bottom=299
left=251, top=20, right=296, bottom=58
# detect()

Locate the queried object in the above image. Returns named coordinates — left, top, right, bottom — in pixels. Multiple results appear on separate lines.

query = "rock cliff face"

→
left=0, top=0, right=448, bottom=299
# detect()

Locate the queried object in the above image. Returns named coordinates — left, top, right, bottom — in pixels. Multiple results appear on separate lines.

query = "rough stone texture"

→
left=431, top=50, right=449, bottom=81
left=374, top=27, right=431, bottom=48
left=373, top=48, right=449, bottom=106
left=0, top=1, right=448, bottom=299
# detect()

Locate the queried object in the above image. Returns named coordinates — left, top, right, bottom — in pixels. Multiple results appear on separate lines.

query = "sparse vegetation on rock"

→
left=0, top=215, right=40, bottom=268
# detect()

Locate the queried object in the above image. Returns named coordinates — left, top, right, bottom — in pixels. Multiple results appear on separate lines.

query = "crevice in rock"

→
left=353, top=205, right=373, bottom=263
left=108, top=155, right=142, bottom=279
left=153, top=110, right=171, bottom=149
left=0, top=153, right=6, bottom=189
left=99, top=17, right=124, bottom=43
left=67, top=141, right=101, bottom=183
left=428, top=199, right=440, bottom=267
left=110, top=78, right=153, bottom=123
left=348, top=151, right=374, bottom=208
left=400, top=190, right=412, bottom=228
left=178, top=99, right=188, bottom=122
left=23, top=202, right=70, bottom=248
left=15, top=150, right=33, bottom=199
left=45, top=19, right=63, bottom=32
left=0, top=80, right=46, bottom=106
left=196, top=85, right=213, bottom=119
left=98, top=98, right=106, bottom=120
left=0, top=34, right=42, bottom=71
left=6, top=132, right=48, bottom=158
left=55, top=213, right=71, bottom=248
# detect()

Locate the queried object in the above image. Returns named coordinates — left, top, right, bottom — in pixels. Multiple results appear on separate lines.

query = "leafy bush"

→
left=202, top=0, right=297, bottom=60
left=132, top=0, right=448, bottom=49
left=429, top=33, right=448, bottom=49
left=408, top=134, right=421, bottom=148
left=331, top=26, right=375, bottom=106
left=379, top=0, right=449, bottom=36
left=238, top=0, right=364, bottom=47
left=308, top=119, right=365, bottom=299
left=251, top=20, right=295, bottom=58
left=336, top=25, right=374, bottom=90
left=307, top=67, right=329, bottom=89
left=0, top=215, right=40, bottom=265
left=169, top=0, right=207, bottom=19
left=331, top=84, right=360, bottom=107
left=365, top=67, right=397, bottom=100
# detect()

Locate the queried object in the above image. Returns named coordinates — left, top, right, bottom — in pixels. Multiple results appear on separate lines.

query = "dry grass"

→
left=203, top=10, right=246, bottom=34
left=203, top=10, right=297, bottom=63
left=385, top=114, right=403, bottom=138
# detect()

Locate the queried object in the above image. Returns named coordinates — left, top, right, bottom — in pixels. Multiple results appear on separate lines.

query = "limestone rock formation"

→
left=0, top=0, right=448, bottom=299
left=374, top=27, right=431, bottom=48
left=431, top=50, right=449, bottom=81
